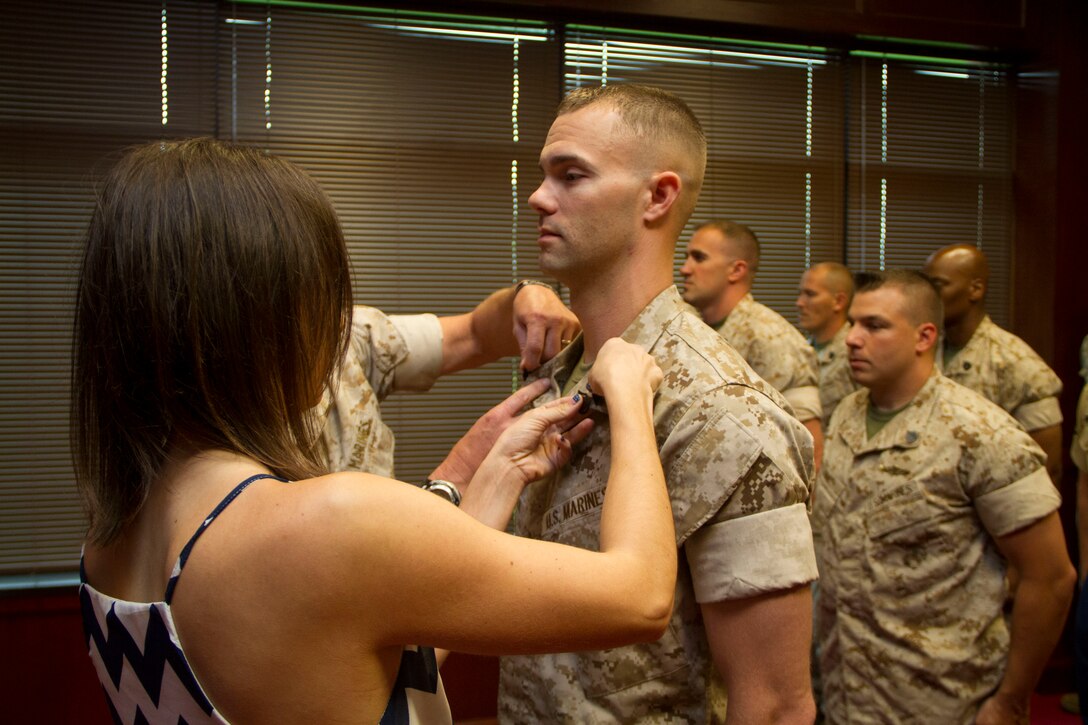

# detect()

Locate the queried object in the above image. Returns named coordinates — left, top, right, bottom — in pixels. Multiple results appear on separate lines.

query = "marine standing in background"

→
left=924, top=243, right=1063, bottom=484
left=681, top=219, right=824, bottom=467
left=813, top=269, right=1074, bottom=724
left=796, top=261, right=859, bottom=433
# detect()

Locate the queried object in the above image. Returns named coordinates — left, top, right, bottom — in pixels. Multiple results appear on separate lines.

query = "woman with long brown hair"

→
left=73, top=138, right=675, bottom=723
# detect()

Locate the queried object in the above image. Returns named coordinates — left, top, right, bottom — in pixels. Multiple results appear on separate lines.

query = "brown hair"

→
left=696, top=219, right=761, bottom=272
left=854, top=269, right=944, bottom=332
left=72, top=138, right=352, bottom=544
left=558, top=84, right=707, bottom=224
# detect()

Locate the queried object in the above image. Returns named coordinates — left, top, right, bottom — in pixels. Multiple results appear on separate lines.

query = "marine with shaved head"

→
left=797, top=262, right=859, bottom=431
left=923, top=243, right=1063, bottom=484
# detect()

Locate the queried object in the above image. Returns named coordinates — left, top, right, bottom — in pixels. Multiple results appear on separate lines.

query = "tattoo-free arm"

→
left=700, top=586, right=817, bottom=725
left=976, top=512, right=1075, bottom=723
left=1028, top=424, right=1063, bottom=487
left=438, top=284, right=579, bottom=375
left=802, top=417, right=823, bottom=476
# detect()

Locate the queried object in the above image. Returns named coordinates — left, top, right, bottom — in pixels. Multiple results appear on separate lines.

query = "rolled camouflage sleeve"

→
left=783, top=385, right=822, bottom=423
left=387, top=312, right=443, bottom=392
left=680, top=427, right=817, bottom=601
left=320, top=306, right=443, bottom=475
left=975, top=468, right=1061, bottom=537
left=1014, top=396, right=1062, bottom=432
left=1073, top=386, right=1088, bottom=473
left=965, top=407, right=1059, bottom=536
left=687, top=502, right=817, bottom=601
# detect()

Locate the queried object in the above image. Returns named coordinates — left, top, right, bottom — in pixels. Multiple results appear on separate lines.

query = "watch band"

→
left=421, top=478, right=462, bottom=507
left=514, top=279, right=554, bottom=297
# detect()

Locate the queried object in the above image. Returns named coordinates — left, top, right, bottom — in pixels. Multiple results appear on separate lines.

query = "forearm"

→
left=459, top=454, right=528, bottom=531
left=598, top=394, right=675, bottom=609
left=1077, top=471, right=1088, bottom=581
left=997, top=572, right=1074, bottom=702
left=438, top=286, right=519, bottom=375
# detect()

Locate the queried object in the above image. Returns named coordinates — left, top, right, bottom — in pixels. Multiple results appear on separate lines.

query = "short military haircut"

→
left=854, top=269, right=944, bottom=333
left=696, top=219, right=760, bottom=272
left=558, top=84, right=707, bottom=218
left=813, top=261, right=854, bottom=304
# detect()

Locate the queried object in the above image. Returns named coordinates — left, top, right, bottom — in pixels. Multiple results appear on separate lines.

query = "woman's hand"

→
left=486, top=394, right=594, bottom=486
left=461, top=392, right=592, bottom=530
left=429, top=378, right=551, bottom=487
left=587, top=338, right=662, bottom=409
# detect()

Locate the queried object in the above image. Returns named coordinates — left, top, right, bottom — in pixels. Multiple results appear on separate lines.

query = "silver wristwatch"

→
left=421, top=478, right=462, bottom=507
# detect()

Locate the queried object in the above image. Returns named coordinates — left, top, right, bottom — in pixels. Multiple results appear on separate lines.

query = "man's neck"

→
left=943, top=306, right=985, bottom=348
left=570, top=266, right=673, bottom=362
left=811, top=317, right=847, bottom=346
left=868, top=360, right=933, bottom=412
left=700, top=284, right=749, bottom=326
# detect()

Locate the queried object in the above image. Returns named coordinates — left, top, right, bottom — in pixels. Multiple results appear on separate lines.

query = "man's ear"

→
left=968, top=277, right=986, bottom=303
left=916, top=321, right=939, bottom=355
left=728, top=259, right=749, bottom=283
left=644, top=171, right=681, bottom=224
left=832, top=291, right=848, bottom=313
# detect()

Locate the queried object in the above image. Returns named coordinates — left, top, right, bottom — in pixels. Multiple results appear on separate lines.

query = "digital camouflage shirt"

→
left=499, top=286, right=818, bottom=724
left=319, top=306, right=442, bottom=476
left=715, top=293, right=822, bottom=423
left=812, top=373, right=1059, bottom=723
left=941, top=315, right=1062, bottom=432
left=813, top=324, right=858, bottom=431
left=1073, top=385, right=1088, bottom=473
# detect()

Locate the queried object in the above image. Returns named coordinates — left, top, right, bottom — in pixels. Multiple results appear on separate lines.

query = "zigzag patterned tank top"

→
left=80, top=473, right=451, bottom=724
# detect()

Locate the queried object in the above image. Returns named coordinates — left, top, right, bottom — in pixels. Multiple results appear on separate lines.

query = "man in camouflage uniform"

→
left=1072, top=335, right=1088, bottom=716
left=796, top=261, right=858, bottom=433
left=813, top=270, right=1074, bottom=723
left=924, top=243, right=1063, bottom=484
left=680, top=219, right=824, bottom=467
left=499, top=84, right=818, bottom=723
left=321, top=282, right=579, bottom=478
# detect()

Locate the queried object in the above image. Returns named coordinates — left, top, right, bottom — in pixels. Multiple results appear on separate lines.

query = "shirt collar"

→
left=526, top=285, right=682, bottom=404
left=837, top=370, right=942, bottom=454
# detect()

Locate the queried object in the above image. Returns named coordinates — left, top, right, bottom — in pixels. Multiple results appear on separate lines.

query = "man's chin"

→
left=539, top=256, right=572, bottom=286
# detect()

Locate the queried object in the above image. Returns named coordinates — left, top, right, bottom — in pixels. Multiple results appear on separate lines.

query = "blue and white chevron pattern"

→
left=80, top=583, right=226, bottom=724
left=379, top=646, right=450, bottom=725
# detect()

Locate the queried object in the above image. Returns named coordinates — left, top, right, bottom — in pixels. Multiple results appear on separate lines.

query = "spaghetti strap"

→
left=164, top=473, right=287, bottom=603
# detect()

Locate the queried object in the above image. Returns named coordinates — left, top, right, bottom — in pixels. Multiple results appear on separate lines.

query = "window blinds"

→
left=0, top=1, right=1017, bottom=580
left=846, top=54, right=1013, bottom=325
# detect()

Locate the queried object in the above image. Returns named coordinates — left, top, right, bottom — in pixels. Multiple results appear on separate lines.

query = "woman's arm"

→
left=318, top=338, right=674, bottom=655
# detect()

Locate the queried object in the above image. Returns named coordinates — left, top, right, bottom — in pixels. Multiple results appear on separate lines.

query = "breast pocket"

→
left=865, top=486, right=951, bottom=601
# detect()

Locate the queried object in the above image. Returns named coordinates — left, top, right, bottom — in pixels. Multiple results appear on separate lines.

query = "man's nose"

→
left=528, top=182, right=550, bottom=214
